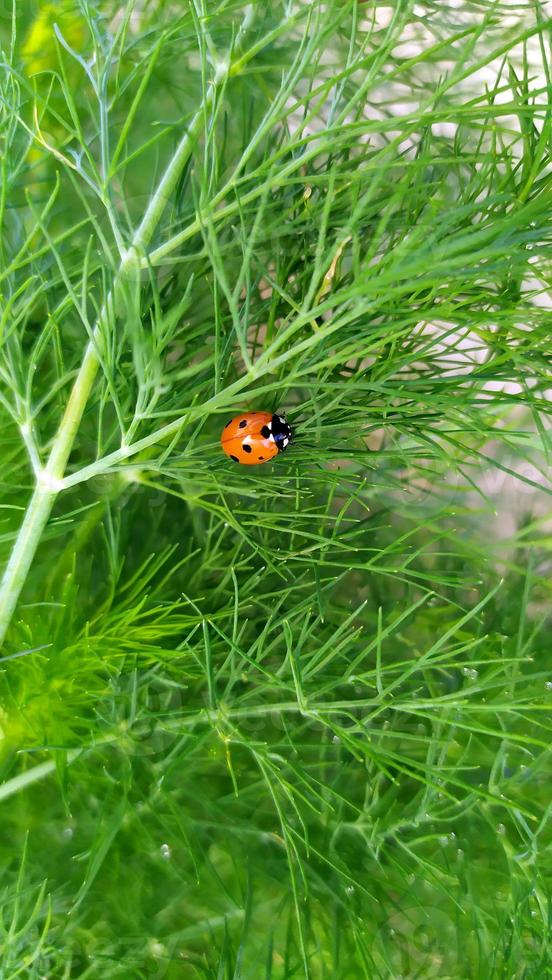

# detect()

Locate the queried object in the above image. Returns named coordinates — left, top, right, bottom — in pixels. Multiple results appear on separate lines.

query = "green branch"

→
left=0, top=17, right=256, bottom=646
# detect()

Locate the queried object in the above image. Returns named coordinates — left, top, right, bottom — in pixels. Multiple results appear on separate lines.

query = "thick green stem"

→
left=0, top=73, right=224, bottom=646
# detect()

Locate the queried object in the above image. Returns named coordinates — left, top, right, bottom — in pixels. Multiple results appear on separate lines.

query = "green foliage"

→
left=1, top=0, right=552, bottom=976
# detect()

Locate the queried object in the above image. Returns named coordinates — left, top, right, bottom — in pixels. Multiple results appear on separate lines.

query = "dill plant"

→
left=0, top=0, right=552, bottom=976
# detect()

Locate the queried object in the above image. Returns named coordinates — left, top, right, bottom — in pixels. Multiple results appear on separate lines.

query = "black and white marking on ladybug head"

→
left=270, top=413, right=292, bottom=452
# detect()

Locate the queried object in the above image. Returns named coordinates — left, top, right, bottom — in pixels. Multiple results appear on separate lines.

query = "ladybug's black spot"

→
left=259, top=456, right=264, bottom=461
left=230, top=454, right=239, bottom=463
left=260, top=424, right=271, bottom=438
left=242, top=443, right=252, bottom=454
left=239, top=419, right=248, bottom=428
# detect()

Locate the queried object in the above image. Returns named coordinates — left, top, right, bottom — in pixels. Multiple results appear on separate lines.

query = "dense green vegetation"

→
left=1, top=1, right=551, bottom=976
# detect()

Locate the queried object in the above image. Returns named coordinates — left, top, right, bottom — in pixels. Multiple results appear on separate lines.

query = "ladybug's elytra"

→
left=221, top=412, right=293, bottom=465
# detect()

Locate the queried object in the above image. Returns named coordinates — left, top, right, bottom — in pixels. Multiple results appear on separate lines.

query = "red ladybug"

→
left=221, top=411, right=293, bottom=465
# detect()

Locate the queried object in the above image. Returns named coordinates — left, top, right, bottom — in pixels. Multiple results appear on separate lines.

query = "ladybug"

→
left=221, top=411, right=293, bottom=465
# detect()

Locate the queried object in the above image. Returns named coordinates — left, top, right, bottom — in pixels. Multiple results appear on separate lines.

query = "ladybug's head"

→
left=271, top=413, right=293, bottom=452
